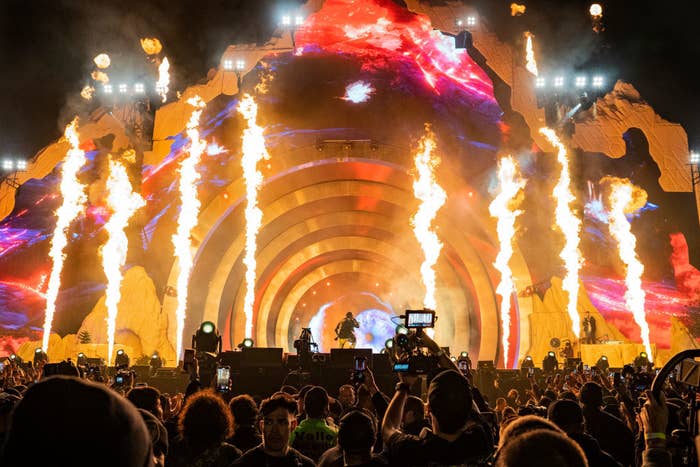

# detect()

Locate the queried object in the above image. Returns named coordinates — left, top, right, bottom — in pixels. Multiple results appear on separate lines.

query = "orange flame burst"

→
left=93, top=53, right=111, bottom=69
left=156, top=57, right=170, bottom=103
left=540, top=128, right=583, bottom=338
left=488, top=156, right=525, bottom=368
left=102, top=159, right=145, bottom=365
left=511, top=3, right=526, bottom=16
left=42, top=118, right=89, bottom=351
left=172, top=96, right=207, bottom=360
left=606, top=178, right=653, bottom=359
left=525, top=32, right=538, bottom=77
left=238, top=94, right=271, bottom=338
left=140, top=37, right=163, bottom=55
left=411, top=125, right=447, bottom=311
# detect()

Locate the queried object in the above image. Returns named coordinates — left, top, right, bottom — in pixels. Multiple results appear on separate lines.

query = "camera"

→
left=216, top=366, right=231, bottom=392
left=113, top=369, right=135, bottom=387
left=392, top=309, right=439, bottom=375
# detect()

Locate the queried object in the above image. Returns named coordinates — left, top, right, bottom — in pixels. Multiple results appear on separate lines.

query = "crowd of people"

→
left=0, top=333, right=693, bottom=466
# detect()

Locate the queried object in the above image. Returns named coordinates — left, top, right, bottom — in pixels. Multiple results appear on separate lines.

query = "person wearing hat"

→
left=334, top=312, right=360, bottom=348
left=580, top=382, right=634, bottom=466
left=548, top=399, right=621, bottom=467
left=1, top=376, right=155, bottom=467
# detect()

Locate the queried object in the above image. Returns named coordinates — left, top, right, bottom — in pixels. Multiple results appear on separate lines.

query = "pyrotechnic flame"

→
left=80, top=85, right=95, bottom=101
left=589, top=3, right=603, bottom=17
left=172, top=96, right=207, bottom=360
left=93, top=53, right=111, bottom=69
left=102, top=159, right=145, bottom=365
left=140, top=37, right=163, bottom=55
left=410, top=125, right=447, bottom=310
left=525, top=32, right=538, bottom=77
left=604, top=177, right=653, bottom=359
left=510, top=3, right=526, bottom=16
left=488, top=156, right=525, bottom=368
left=237, top=94, right=271, bottom=338
left=540, top=128, right=583, bottom=338
left=156, top=57, right=170, bottom=103
left=91, top=70, right=110, bottom=84
left=42, top=118, right=89, bottom=352
left=342, top=81, right=374, bottom=103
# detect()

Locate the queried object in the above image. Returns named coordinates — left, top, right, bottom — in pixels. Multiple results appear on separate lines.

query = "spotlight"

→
left=543, top=351, right=558, bottom=373
left=118, top=83, right=128, bottom=94
left=553, top=76, right=564, bottom=87
left=575, top=76, right=587, bottom=88
left=521, top=355, right=535, bottom=369
left=77, top=352, right=88, bottom=367
left=223, top=59, right=233, bottom=70
left=395, top=324, right=409, bottom=335
left=460, top=351, right=469, bottom=359
left=192, top=321, right=221, bottom=354
left=535, top=77, right=546, bottom=88
left=466, top=16, right=477, bottom=27
left=456, top=19, right=464, bottom=27
left=295, top=15, right=304, bottom=26
left=235, top=59, right=246, bottom=71
left=450, top=356, right=457, bottom=362
left=103, top=84, right=113, bottom=94
left=690, top=151, right=700, bottom=165
left=384, top=338, right=394, bottom=350
left=239, top=338, right=254, bottom=349
left=595, top=355, right=609, bottom=372
left=115, top=349, right=130, bottom=369
left=34, top=348, right=48, bottom=366
left=591, top=76, right=604, bottom=88
left=281, top=14, right=291, bottom=26
left=150, top=352, right=163, bottom=370
left=2, top=159, right=13, bottom=171
left=133, top=83, right=145, bottom=94
left=16, top=159, right=27, bottom=171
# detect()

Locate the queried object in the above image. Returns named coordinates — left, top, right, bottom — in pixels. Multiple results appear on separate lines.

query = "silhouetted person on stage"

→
left=334, top=312, right=359, bottom=348
left=561, top=341, right=574, bottom=359
left=582, top=313, right=597, bottom=345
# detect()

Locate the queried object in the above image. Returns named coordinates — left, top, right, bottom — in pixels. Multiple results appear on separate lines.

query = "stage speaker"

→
left=285, top=354, right=299, bottom=369
left=241, top=347, right=283, bottom=368
left=565, top=357, right=581, bottom=369
left=477, top=360, right=495, bottom=371
left=147, top=369, right=190, bottom=394
left=218, top=351, right=243, bottom=370
left=132, top=365, right=151, bottom=383
left=330, top=348, right=373, bottom=369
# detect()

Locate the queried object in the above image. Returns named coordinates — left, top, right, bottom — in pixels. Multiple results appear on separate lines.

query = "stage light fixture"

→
left=223, top=59, right=233, bottom=70
left=34, top=348, right=48, bottom=366
left=103, top=84, right=113, bottom=94
left=690, top=151, right=700, bottom=165
left=592, top=76, right=604, bottom=88
left=115, top=349, right=130, bottom=369
left=535, top=77, right=546, bottom=88
left=295, top=15, right=304, bottom=26
left=77, top=352, right=88, bottom=367
left=193, top=321, right=221, bottom=354
left=575, top=76, right=587, bottom=88
left=241, top=338, right=254, bottom=348
left=16, top=159, right=27, bottom=171
left=595, top=355, right=609, bottom=371
left=384, top=338, right=394, bottom=350
left=395, top=324, right=409, bottom=335
left=466, top=16, right=477, bottom=26
left=553, top=76, right=564, bottom=87
left=2, top=159, right=13, bottom=171
left=543, top=351, right=558, bottom=373
left=451, top=356, right=457, bottom=362
left=134, top=83, right=145, bottom=94
left=281, top=14, right=291, bottom=26
left=235, top=59, right=246, bottom=71
left=118, top=83, right=128, bottom=94
left=521, top=355, right=535, bottom=369
left=456, top=19, right=464, bottom=27
left=460, top=351, right=469, bottom=358
left=150, top=352, right=163, bottom=370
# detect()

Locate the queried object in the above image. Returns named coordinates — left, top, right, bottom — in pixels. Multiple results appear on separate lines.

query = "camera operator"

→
left=381, top=332, right=494, bottom=466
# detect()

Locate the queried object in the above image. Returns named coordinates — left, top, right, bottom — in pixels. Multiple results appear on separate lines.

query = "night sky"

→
left=0, top=0, right=698, bottom=158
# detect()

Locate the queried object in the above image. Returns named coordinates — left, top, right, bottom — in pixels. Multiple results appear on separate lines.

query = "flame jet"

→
left=157, top=57, right=170, bottom=103
left=237, top=94, right=271, bottom=339
left=606, top=178, right=653, bottom=359
left=540, top=128, right=583, bottom=338
left=102, top=159, right=145, bottom=365
left=411, top=125, right=447, bottom=311
left=42, top=118, right=89, bottom=351
left=488, top=156, right=525, bottom=368
left=525, top=32, right=538, bottom=76
left=172, top=96, right=207, bottom=360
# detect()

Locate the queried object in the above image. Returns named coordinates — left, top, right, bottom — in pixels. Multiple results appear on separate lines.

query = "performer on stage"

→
left=582, top=312, right=597, bottom=344
left=334, top=312, right=360, bottom=348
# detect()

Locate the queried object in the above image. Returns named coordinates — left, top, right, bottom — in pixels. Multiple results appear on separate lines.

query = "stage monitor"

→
left=477, top=360, right=495, bottom=371
left=218, top=351, right=243, bottom=370
left=241, top=347, right=283, bottom=368
left=330, top=348, right=373, bottom=369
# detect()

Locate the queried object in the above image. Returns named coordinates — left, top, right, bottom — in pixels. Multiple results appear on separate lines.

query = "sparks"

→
left=140, top=37, right=163, bottom=56
left=102, top=159, right=145, bottom=365
left=156, top=57, right=170, bottom=103
left=238, top=94, right=271, bottom=339
left=342, top=81, right=374, bottom=103
left=80, top=85, right=95, bottom=101
left=605, top=178, right=653, bottom=359
left=540, top=128, right=583, bottom=338
left=93, top=53, right=111, bottom=69
left=42, top=118, right=89, bottom=352
left=410, top=125, right=447, bottom=311
left=525, top=32, right=538, bottom=77
left=172, top=96, right=207, bottom=360
left=488, top=156, right=525, bottom=368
